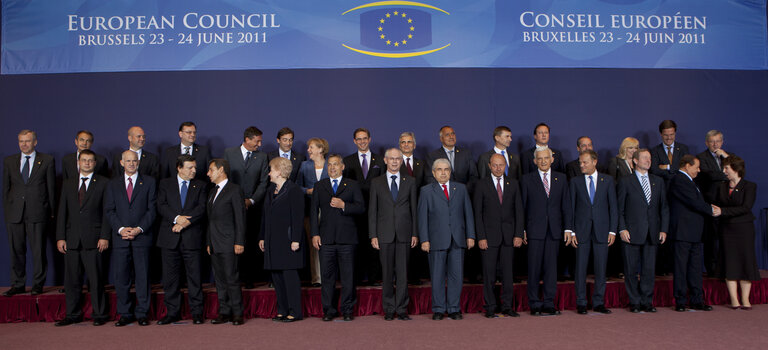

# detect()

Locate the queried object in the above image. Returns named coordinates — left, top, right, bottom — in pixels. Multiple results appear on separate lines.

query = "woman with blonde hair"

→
left=608, top=137, right=639, bottom=179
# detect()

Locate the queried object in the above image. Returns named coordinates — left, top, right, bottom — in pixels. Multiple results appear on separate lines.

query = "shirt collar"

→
left=21, top=150, right=36, bottom=158
left=280, top=149, right=291, bottom=158
left=124, top=172, right=138, bottom=183
left=387, top=171, right=399, bottom=178
left=215, top=179, right=228, bottom=189
left=177, top=175, right=189, bottom=186
left=443, top=146, right=455, bottom=153
left=679, top=170, right=693, bottom=181
left=493, top=146, right=506, bottom=154
left=330, top=176, right=342, bottom=183
left=584, top=170, right=598, bottom=180
left=439, top=180, right=450, bottom=188
left=79, top=172, right=93, bottom=181
left=358, top=150, right=371, bottom=158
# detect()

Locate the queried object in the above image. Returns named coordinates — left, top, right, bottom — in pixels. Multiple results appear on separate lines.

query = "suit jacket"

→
left=160, top=144, right=212, bottom=181
left=695, top=150, right=729, bottom=202
left=296, top=160, right=328, bottom=194
left=715, top=179, right=757, bottom=224
left=368, top=172, right=418, bottom=243
left=56, top=174, right=110, bottom=249
left=223, top=146, right=269, bottom=204
left=607, top=156, right=633, bottom=180
left=259, top=181, right=305, bottom=270
left=477, top=149, right=522, bottom=181
left=112, top=149, right=160, bottom=180
left=617, top=173, right=669, bottom=245
left=104, top=174, right=157, bottom=248
left=425, top=147, right=478, bottom=192
left=3, top=152, right=56, bottom=223
left=343, top=152, right=385, bottom=201
left=570, top=173, right=618, bottom=243
left=521, top=147, right=565, bottom=175
left=649, top=142, right=690, bottom=182
left=62, top=152, right=109, bottom=180
left=472, top=176, right=524, bottom=247
left=399, top=156, right=426, bottom=190
left=668, top=172, right=713, bottom=243
left=267, top=149, right=306, bottom=183
left=156, top=177, right=208, bottom=250
left=417, top=182, right=476, bottom=250
left=206, top=181, right=246, bottom=253
left=310, top=177, right=365, bottom=244
left=520, top=170, right=572, bottom=240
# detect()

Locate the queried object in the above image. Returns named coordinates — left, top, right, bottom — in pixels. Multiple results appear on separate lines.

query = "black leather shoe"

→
left=272, top=314, right=286, bottom=322
left=30, top=287, right=43, bottom=296
left=55, top=318, right=80, bottom=327
left=311, top=283, right=322, bottom=288
left=322, top=313, right=336, bottom=322
left=643, top=305, right=657, bottom=313
left=115, top=316, right=136, bottom=327
left=211, top=315, right=231, bottom=324
left=577, top=306, right=588, bottom=315
left=343, top=314, right=354, bottom=321
left=542, top=306, right=560, bottom=316
left=530, top=308, right=541, bottom=316
left=432, top=312, right=444, bottom=320
left=92, top=318, right=107, bottom=326
left=593, top=305, right=612, bottom=314
left=232, top=316, right=244, bottom=325
left=691, top=303, right=713, bottom=311
left=675, top=304, right=687, bottom=312
left=281, top=315, right=299, bottom=323
left=192, top=314, right=205, bottom=324
left=484, top=311, right=497, bottom=318
left=448, top=312, right=463, bottom=320
left=2, top=287, right=25, bottom=297
left=397, top=314, right=411, bottom=321
left=137, top=317, right=150, bottom=326
left=629, top=305, right=641, bottom=313
left=384, top=313, right=394, bottom=321
left=502, top=309, right=520, bottom=317
left=156, top=316, right=180, bottom=325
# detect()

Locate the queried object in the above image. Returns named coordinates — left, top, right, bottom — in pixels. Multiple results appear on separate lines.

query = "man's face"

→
left=179, top=125, right=197, bottom=145
left=489, top=155, right=506, bottom=178
left=534, top=150, right=553, bottom=172
left=384, top=151, right=403, bottom=173
left=577, top=137, right=593, bottom=152
left=706, top=134, right=723, bottom=153
left=354, top=131, right=370, bottom=152
left=177, top=161, right=196, bottom=181
left=399, top=135, right=415, bottom=155
left=660, top=127, right=676, bottom=147
left=243, top=135, right=262, bottom=152
left=75, top=133, right=93, bottom=152
left=277, top=133, right=294, bottom=153
left=327, top=156, right=344, bottom=178
left=128, top=127, right=146, bottom=149
left=579, top=153, right=597, bottom=175
left=634, top=151, right=651, bottom=172
left=440, top=127, right=456, bottom=148
left=120, top=151, right=139, bottom=176
left=207, top=163, right=224, bottom=183
left=79, top=154, right=96, bottom=174
left=432, top=162, right=451, bottom=184
left=534, top=125, right=550, bottom=145
left=18, top=133, right=37, bottom=154
left=495, top=131, right=512, bottom=149
left=682, top=158, right=701, bottom=179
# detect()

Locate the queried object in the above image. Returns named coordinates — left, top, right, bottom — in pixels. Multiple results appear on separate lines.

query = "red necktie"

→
left=127, top=177, right=134, bottom=202
left=496, top=177, right=503, bottom=204
left=406, top=157, right=413, bottom=176
left=442, top=184, right=449, bottom=200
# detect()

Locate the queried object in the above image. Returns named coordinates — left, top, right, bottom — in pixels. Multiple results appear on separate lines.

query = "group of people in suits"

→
left=1, top=118, right=759, bottom=325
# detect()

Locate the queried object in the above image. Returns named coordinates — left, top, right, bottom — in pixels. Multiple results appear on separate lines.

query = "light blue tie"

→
left=501, top=150, right=508, bottom=176
left=588, top=175, right=595, bottom=204
left=332, top=179, right=338, bottom=194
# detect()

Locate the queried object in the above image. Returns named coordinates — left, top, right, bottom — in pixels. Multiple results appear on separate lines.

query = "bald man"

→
left=112, top=126, right=159, bottom=180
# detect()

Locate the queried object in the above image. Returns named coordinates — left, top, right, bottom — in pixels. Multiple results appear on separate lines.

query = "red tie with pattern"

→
left=442, top=184, right=449, bottom=200
left=127, top=177, right=134, bottom=202
left=496, top=177, right=503, bottom=204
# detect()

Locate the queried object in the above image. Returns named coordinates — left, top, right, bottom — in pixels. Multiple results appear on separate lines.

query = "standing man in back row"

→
left=160, top=121, right=211, bottom=181
left=267, top=127, right=305, bottom=183
left=112, top=126, right=159, bottom=180
left=477, top=126, right=522, bottom=181
left=521, top=123, right=565, bottom=175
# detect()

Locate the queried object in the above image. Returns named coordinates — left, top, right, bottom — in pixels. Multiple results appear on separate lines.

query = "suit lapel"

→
left=80, top=177, right=98, bottom=208
left=27, top=154, right=43, bottom=181
left=335, top=178, right=349, bottom=196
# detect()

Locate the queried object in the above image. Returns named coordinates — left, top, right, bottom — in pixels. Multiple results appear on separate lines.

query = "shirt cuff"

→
left=118, top=227, right=125, bottom=234
left=609, top=232, right=616, bottom=236
left=173, top=215, right=179, bottom=224
left=136, top=227, right=143, bottom=233
left=249, top=198, right=255, bottom=205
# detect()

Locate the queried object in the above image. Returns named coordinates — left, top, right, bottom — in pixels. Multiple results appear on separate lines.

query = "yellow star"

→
left=410, top=26, right=415, bottom=31
left=408, top=34, right=413, bottom=39
left=378, top=26, right=383, bottom=32
left=394, top=42, right=399, bottom=47
left=402, top=13, right=407, bottom=18
left=402, top=40, right=407, bottom=45
left=380, top=19, right=385, bottom=24
left=380, top=34, right=385, bottom=39
left=393, top=11, right=398, bottom=15
left=385, top=13, right=390, bottom=18
left=386, top=40, right=391, bottom=45
left=407, top=18, right=412, bottom=23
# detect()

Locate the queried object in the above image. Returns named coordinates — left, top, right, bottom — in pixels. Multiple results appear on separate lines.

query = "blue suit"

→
left=418, top=182, right=475, bottom=314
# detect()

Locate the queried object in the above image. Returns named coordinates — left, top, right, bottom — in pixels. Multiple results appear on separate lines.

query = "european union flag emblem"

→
left=360, top=8, right=432, bottom=51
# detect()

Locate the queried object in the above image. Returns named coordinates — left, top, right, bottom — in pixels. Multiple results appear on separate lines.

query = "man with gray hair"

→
left=695, top=129, right=730, bottom=275
left=399, top=131, right=428, bottom=285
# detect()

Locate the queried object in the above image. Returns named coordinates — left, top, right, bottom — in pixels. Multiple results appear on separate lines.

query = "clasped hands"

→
left=711, top=204, right=722, bottom=217
left=172, top=215, right=193, bottom=233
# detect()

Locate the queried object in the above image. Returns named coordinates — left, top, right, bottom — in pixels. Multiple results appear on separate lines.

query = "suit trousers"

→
left=112, top=245, right=151, bottom=318
left=481, top=245, right=515, bottom=312
left=702, top=217, right=719, bottom=274
left=161, top=246, right=204, bottom=317
left=575, top=234, right=609, bottom=307
left=379, top=241, right=411, bottom=315
left=428, top=239, right=465, bottom=314
left=6, top=215, right=47, bottom=289
left=240, top=206, right=266, bottom=284
left=673, top=241, right=704, bottom=305
left=319, top=244, right=357, bottom=316
left=64, top=247, right=107, bottom=320
left=211, top=251, right=243, bottom=316
left=622, top=236, right=658, bottom=306
left=527, top=237, right=559, bottom=309
left=271, top=270, right=303, bottom=319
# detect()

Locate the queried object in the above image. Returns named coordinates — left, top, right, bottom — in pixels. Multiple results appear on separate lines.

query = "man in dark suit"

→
left=473, top=154, right=524, bottom=318
left=617, top=149, right=669, bottom=313
left=520, top=147, right=571, bottom=316
left=418, top=158, right=476, bottom=320
left=2, top=130, right=55, bottom=297
left=368, top=148, right=418, bottom=321
left=54, top=150, right=110, bottom=326
left=223, top=126, right=269, bottom=287
left=399, top=131, right=428, bottom=285
left=650, top=120, right=691, bottom=183
left=562, top=136, right=599, bottom=282
left=695, top=129, right=730, bottom=275
left=425, top=126, right=478, bottom=192
left=206, top=158, right=246, bottom=325
left=267, top=127, right=305, bottom=183
left=156, top=155, right=207, bottom=325
left=521, top=123, right=566, bottom=175
left=566, top=136, right=596, bottom=182
left=477, top=125, right=522, bottom=181
left=112, top=126, right=159, bottom=180
left=343, top=127, right=385, bottom=285
left=160, top=121, right=212, bottom=181
left=569, top=150, right=617, bottom=315
left=62, top=130, right=109, bottom=180
left=104, top=150, right=156, bottom=326
left=669, top=155, right=717, bottom=312
left=311, top=154, right=365, bottom=321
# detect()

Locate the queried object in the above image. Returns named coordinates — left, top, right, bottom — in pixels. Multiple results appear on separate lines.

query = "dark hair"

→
left=576, top=136, right=590, bottom=147
left=658, top=120, right=677, bottom=133
left=243, top=126, right=263, bottom=140
left=533, top=123, right=550, bottom=135
left=579, top=149, right=598, bottom=161
left=179, top=121, right=196, bottom=131
left=176, top=154, right=196, bottom=170
left=76, top=130, right=94, bottom=141
left=633, top=148, right=650, bottom=161
left=276, top=127, right=294, bottom=139
left=327, top=153, right=344, bottom=162
left=353, top=127, right=370, bottom=139
left=493, top=126, right=511, bottom=139
left=209, top=158, right=230, bottom=177
left=78, top=149, right=96, bottom=160
left=723, top=155, right=745, bottom=177
left=679, top=154, right=698, bottom=168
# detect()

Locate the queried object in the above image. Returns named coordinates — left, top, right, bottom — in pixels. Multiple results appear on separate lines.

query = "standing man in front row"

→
left=54, top=150, right=110, bottom=326
left=156, top=155, right=208, bottom=325
left=105, top=150, right=156, bottom=326
left=311, top=154, right=365, bottom=322
left=617, top=149, right=668, bottom=313
left=521, top=147, right=571, bottom=316
left=419, top=158, right=476, bottom=321
left=206, top=159, right=246, bottom=325
left=368, top=148, right=418, bottom=321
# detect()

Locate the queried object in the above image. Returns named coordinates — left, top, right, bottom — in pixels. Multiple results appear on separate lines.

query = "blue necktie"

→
left=21, top=155, right=30, bottom=184
left=501, top=150, right=508, bottom=176
left=332, top=179, right=338, bottom=195
left=245, top=151, right=251, bottom=167
left=588, top=175, right=595, bottom=204
left=180, top=180, right=188, bottom=208
left=390, top=175, right=398, bottom=201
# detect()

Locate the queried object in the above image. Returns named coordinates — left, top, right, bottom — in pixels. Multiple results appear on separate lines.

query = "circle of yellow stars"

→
left=377, top=10, right=414, bottom=47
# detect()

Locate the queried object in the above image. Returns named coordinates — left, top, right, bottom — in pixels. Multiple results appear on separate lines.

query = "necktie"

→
left=282, top=153, right=289, bottom=159
left=641, top=175, right=651, bottom=204
left=127, top=177, right=134, bottom=202
left=543, top=172, right=550, bottom=197
left=245, top=151, right=251, bottom=167
left=332, top=179, right=339, bottom=194
left=361, top=154, right=369, bottom=179
left=496, top=177, right=503, bottom=204
left=21, top=155, right=30, bottom=184
left=501, top=150, right=509, bottom=176
left=79, top=177, right=88, bottom=206
left=390, top=175, right=398, bottom=201
left=666, top=146, right=673, bottom=164
left=715, top=154, right=721, bottom=170
left=442, top=184, right=449, bottom=200
left=183, top=146, right=190, bottom=155
left=588, top=175, right=595, bottom=204
left=180, top=180, right=188, bottom=208
left=211, top=185, right=220, bottom=204
left=448, top=150, right=455, bottom=169
left=406, top=157, right=413, bottom=176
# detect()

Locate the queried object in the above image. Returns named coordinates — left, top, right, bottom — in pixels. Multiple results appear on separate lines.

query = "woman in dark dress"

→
left=259, top=157, right=306, bottom=321
left=715, top=156, right=760, bottom=310
left=608, top=137, right=638, bottom=180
